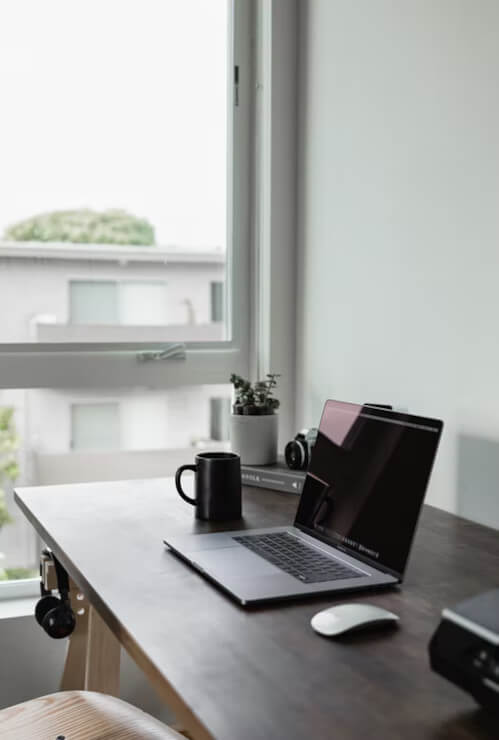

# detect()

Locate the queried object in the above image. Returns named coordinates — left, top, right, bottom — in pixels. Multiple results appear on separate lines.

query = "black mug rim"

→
left=195, top=452, right=240, bottom=461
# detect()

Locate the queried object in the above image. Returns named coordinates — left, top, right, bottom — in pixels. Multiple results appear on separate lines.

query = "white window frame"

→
left=0, top=0, right=253, bottom=391
left=0, top=577, right=40, bottom=602
left=0, top=0, right=254, bottom=596
left=253, top=0, right=298, bottom=447
left=0, top=0, right=300, bottom=600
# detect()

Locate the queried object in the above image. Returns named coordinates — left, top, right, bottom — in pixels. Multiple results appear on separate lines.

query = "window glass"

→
left=0, top=385, right=231, bottom=580
left=0, top=0, right=250, bottom=587
left=70, top=281, right=119, bottom=325
left=210, top=397, right=231, bottom=441
left=211, top=281, right=225, bottom=323
left=119, top=282, right=168, bottom=326
left=0, top=0, right=229, bottom=344
left=69, top=280, right=168, bottom=326
left=71, top=403, right=121, bottom=451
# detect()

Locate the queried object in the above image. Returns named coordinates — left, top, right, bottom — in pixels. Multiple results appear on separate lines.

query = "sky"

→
left=0, top=0, right=228, bottom=249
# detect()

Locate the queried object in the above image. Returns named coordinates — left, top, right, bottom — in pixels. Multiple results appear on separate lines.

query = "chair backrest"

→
left=0, top=690, right=185, bottom=740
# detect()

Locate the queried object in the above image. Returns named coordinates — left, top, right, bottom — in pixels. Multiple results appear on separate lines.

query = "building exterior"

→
left=0, top=242, right=231, bottom=574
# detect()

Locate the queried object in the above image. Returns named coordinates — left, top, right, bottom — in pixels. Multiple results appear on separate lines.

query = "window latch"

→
left=234, top=65, right=239, bottom=107
left=136, top=342, right=187, bottom=362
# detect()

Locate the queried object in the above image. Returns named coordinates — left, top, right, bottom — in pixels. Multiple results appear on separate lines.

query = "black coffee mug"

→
left=175, top=452, right=242, bottom=521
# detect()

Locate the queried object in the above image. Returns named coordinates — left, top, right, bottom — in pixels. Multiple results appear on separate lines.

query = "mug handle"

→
left=175, top=464, right=197, bottom=505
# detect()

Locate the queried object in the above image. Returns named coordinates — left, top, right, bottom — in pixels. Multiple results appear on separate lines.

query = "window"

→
left=0, top=0, right=252, bottom=593
left=70, top=281, right=168, bottom=326
left=210, top=397, right=231, bottom=441
left=0, top=0, right=251, bottom=358
left=211, top=281, right=225, bottom=323
left=71, top=403, right=121, bottom=451
left=0, top=384, right=230, bottom=588
left=70, top=282, right=119, bottom=325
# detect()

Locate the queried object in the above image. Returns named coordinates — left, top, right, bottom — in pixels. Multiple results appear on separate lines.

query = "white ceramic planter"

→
left=230, top=413, right=278, bottom=466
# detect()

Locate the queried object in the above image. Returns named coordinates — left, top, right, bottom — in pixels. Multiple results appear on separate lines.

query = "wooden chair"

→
left=0, top=690, right=187, bottom=740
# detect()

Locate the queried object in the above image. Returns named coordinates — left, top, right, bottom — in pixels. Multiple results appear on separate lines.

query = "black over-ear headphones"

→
left=35, top=549, right=76, bottom=639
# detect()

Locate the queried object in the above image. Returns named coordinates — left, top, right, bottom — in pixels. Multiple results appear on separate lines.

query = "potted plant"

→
left=229, top=373, right=280, bottom=465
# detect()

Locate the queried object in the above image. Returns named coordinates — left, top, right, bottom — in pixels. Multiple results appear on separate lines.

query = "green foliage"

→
left=0, top=407, right=19, bottom=529
left=0, top=407, right=14, bottom=431
left=0, top=567, right=37, bottom=581
left=4, top=208, right=155, bottom=246
left=230, top=373, right=281, bottom=415
left=0, top=490, right=12, bottom=528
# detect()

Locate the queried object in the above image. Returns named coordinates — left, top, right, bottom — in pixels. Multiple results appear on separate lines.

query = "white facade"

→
left=0, top=243, right=231, bottom=572
left=0, top=242, right=226, bottom=342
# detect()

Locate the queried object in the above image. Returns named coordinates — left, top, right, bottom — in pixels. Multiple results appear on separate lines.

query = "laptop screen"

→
left=294, top=400, right=443, bottom=577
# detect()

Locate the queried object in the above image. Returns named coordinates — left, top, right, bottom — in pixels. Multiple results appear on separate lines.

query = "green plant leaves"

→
left=230, top=373, right=281, bottom=415
left=0, top=407, right=19, bottom=529
left=0, top=407, right=14, bottom=431
left=0, top=489, right=13, bottom=528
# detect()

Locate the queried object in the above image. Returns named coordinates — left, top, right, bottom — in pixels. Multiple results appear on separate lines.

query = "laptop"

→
left=164, top=400, right=443, bottom=605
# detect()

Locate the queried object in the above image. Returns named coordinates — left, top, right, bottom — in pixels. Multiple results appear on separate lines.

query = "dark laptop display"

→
left=295, top=401, right=443, bottom=577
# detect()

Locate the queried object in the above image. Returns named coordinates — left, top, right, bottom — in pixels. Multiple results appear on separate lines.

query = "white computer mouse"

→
left=311, top=603, right=399, bottom=637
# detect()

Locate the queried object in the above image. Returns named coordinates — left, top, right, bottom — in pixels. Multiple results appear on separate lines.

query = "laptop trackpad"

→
left=192, top=545, right=279, bottom=577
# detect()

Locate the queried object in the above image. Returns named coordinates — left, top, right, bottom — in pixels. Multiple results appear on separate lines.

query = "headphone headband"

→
left=52, top=555, right=70, bottom=600
left=40, top=548, right=70, bottom=600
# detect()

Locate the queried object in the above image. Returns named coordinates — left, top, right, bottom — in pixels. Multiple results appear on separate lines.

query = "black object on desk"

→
left=166, top=400, right=443, bottom=605
left=430, top=588, right=499, bottom=713
left=175, top=451, right=242, bottom=521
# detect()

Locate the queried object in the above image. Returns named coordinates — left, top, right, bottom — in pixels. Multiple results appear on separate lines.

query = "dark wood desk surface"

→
left=15, top=479, right=499, bottom=740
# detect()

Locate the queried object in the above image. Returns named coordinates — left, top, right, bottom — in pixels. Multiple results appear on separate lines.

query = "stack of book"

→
left=241, top=457, right=306, bottom=495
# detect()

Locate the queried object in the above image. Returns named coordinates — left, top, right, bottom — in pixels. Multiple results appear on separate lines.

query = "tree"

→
left=0, top=408, right=20, bottom=581
left=4, top=208, right=155, bottom=246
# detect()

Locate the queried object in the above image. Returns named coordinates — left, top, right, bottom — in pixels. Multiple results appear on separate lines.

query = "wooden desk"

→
left=15, top=479, right=499, bottom=740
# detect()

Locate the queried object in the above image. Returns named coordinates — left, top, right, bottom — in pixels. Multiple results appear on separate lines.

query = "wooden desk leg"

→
left=60, top=582, right=90, bottom=691
left=84, top=604, right=121, bottom=697
left=60, top=581, right=120, bottom=697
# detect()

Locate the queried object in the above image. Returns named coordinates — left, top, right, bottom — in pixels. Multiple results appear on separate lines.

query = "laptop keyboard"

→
left=233, top=532, right=363, bottom=584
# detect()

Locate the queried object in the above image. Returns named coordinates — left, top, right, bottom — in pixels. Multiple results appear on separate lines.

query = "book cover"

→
left=241, top=457, right=306, bottom=495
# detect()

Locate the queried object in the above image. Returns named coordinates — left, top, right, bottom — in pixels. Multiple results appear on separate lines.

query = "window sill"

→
left=0, top=597, right=37, bottom=620
left=0, top=578, right=39, bottom=602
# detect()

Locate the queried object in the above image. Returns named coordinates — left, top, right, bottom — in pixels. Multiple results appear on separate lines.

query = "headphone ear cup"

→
left=35, top=595, right=60, bottom=627
left=42, top=602, right=76, bottom=639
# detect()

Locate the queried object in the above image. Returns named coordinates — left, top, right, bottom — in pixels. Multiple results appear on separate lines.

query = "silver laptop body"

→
left=165, top=400, right=443, bottom=606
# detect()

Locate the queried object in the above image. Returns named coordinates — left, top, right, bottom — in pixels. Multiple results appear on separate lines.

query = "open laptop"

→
left=164, top=400, right=443, bottom=605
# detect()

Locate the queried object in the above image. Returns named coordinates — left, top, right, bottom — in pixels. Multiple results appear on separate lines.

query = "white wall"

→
left=296, top=0, right=499, bottom=524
